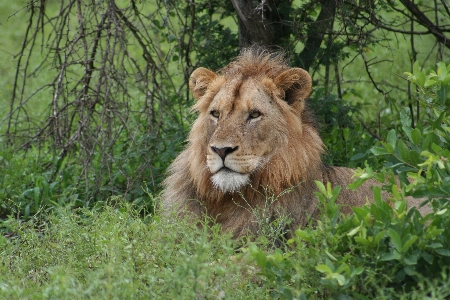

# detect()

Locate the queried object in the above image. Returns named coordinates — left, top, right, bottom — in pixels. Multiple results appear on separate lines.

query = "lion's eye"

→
left=249, top=111, right=261, bottom=119
left=211, top=110, right=220, bottom=118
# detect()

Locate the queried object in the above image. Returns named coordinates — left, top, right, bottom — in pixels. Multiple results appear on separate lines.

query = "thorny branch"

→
left=4, top=0, right=195, bottom=198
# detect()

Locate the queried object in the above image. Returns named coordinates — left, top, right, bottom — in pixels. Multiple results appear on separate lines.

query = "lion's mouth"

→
left=217, top=166, right=245, bottom=175
left=211, top=168, right=250, bottom=193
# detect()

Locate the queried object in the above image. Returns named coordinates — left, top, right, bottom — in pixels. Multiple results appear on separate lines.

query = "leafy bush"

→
left=249, top=181, right=450, bottom=299
left=354, top=61, right=450, bottom=204
left=248, top=62, right=450, bottom=299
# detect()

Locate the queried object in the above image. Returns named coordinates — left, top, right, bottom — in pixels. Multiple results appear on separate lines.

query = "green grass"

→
left=2, top=197, right=450, bottom=299
left=0, top=201, right=269, bottom=299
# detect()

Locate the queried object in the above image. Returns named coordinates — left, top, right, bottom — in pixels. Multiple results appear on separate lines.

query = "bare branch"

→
left=400, top=0, right=450, bottom=49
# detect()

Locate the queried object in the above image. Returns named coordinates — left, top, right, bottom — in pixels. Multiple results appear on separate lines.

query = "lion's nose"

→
left=211, top=146, right=238, bottom=161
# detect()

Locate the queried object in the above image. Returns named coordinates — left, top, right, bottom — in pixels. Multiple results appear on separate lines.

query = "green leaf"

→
left=325, top=251, right=338, bottom=262
left=33, top=187, right=40, bottom=203
left=281, top=287, right=294, bottom=300
left=402, top=125, right=412, bottom=141
left=331, top=273, right=347, bottom=286
left=404, top=250, right=420, bottom=265
left=347, top=178, right=366, bottom=190
left=387, top=129, right=397, bottom=149
left=354, top=237, right=371, bottom=246
left=436, top=208, right=447, bottom=215
left=401, top=235, right=418, bottom=252
left=404, top=265, right=416, bottom=276
left=250, top=245, right=267, bottom=267
left=437, top=62, right=448, bottom=79
left=417, top=70, right=426, bottom=86
left=437, top=85, right=448, bottom=104
left=410, top=128, right=422, bottom=145
left=409, top=151, right=421, bottom=165
left=300, top=293, right=308, bottom=300
left=421, top=251, right=434, bottom=264
left=336, top=294, right=353, bottom=300
left=442, top=74, right=450, bottom=85
left=432, top=111, right=447, bottom=129
left=374, top=230, right=387, bottom=244
left=400, top=108, right=412, bottom=127
left=381, top=252, right=396, bottom=261
left=424, top=78, right=437, bottom=87
left=351, top=267, right=364, bottom=276
left=388, top=228, right=402, bottom=252
left=371, top=147, right=391, bottom=156
left=315, top=180, right=327, bottom=196
left=431, top=143, right=443, bottom=153
left=347, top=226, right=361, bottom=237
left=343, top=127, right=350, bottom=141
left=373, top=186, right=382, bottom=206
left=382, top=142, right=395, bottom=154
left=316, top=264, right=333, bottom=274
left=421, top=133, right=434, bottom=151
left=397, top=140, right=410, bottom=162
left=426, top=243, right=443, bottom=249
left=435, top=249, right=450, bottom=257
left=350, top=153, right=366, bottom=161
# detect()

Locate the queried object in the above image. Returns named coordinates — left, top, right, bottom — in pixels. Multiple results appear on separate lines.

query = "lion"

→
left=161, top=47, right=431, bottom=238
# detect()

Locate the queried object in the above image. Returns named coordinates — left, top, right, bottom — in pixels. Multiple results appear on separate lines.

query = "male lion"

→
left=162, top=47, right=430, bottom=238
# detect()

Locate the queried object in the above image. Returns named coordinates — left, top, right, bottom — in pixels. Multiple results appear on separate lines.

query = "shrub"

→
left=248, top=62, right=450, bottom=299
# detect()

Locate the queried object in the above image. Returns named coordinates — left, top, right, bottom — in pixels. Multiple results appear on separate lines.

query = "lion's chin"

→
left=211, top=169, right=249, bottom=193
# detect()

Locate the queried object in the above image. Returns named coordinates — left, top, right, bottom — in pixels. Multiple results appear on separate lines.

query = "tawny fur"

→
left=162, top=47, right=430, bottom=238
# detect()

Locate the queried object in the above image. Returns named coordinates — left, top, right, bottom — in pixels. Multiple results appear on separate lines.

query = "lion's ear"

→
left=189, top=67, right=218, bottom=100
left=273, top=68, right=312, bottom=109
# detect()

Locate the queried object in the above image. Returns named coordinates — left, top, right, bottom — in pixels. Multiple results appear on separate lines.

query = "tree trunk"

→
left=231, top=0, right=337, bottom=71
left=231, top=0, right=290, bottom=48
left=297, top=0, right=337, bottom=71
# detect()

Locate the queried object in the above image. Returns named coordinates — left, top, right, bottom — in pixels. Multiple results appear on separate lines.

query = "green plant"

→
left=248, top=62, right=450, bottom=299
left=352, top=61, right=450, bottom=205
left=234, top=186, right=295, bottom=249
left=249, top=181, right=450, bottom=299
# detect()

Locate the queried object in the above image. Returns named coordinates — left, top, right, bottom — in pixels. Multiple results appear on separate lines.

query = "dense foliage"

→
left=248, top=62, right=450, bottom=299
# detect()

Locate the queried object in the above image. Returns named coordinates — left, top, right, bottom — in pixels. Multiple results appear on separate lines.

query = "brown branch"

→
left=441, top=0, right=450, bottom=17
left=361, top=53, right=390, bottom=101
left=358, top=117, right=382, bottom=141
left=400, top=0, right=450, bottom=49
left=6, top=5, right=36, bottom=144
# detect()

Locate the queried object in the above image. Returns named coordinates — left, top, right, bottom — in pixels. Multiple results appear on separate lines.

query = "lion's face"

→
left=205, top=77, right=288, bottom=192
left=189, top=62, right=314, bottom=194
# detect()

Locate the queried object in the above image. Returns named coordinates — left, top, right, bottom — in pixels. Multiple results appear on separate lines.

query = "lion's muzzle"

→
left=211, top=146, right=238, bottom=161
left=207, top=146, right=267, bottom=193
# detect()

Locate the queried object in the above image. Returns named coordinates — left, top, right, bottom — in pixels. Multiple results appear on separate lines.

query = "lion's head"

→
left=186, top=47, right=323, bottom=197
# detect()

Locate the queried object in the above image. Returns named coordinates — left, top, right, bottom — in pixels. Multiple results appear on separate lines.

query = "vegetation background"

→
left=1, top=0, right=450, bottom=298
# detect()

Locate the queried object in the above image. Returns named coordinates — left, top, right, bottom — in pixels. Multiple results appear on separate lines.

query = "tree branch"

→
left=400, top=0, right=450, bottom=49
